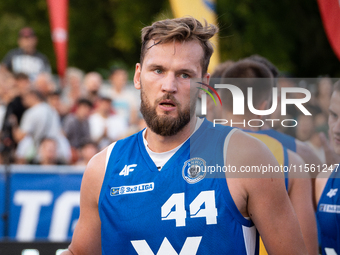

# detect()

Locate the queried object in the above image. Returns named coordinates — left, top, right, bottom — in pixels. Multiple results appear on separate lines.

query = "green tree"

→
left=0, top=0, right=338, bottom=77
left=217, top=0, right=340, bottom=77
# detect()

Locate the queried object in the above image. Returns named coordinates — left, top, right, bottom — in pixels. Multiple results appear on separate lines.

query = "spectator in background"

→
left=0, top=27, right=51, bottom=81
left=108, top=67, right=138, bottom=125
left=316, top=77, right=333, bottom=116
left=13, top=89, right=71, bottom=163
left=0, top=73, right=17, bottom=109
left=0, top=73, right=30, bottom=162
left=47, top=90, right=69, bottom=121
left=82, top=72, right=102, bottom=106
left=2, top=73, right=30, bottom=129
left=33, top=72, right=55, bottom=99
left=62, top=67, right=84, bottom=110
left=295, top=115, right=315, bottom=143
left=76, top=141, right=99, bottom=166
left=0, top=74, right=9, bottom=131
left=89, top=96, right=128, bottom=150
left=63, top=98, right=93, bottom=163
left=210, top=60, right=235, bottom=78
left=246, top=54, right=279, bottom=79
left=29, top=137, right=65, bottom=165
left=294, top=113, right=325, bottom=163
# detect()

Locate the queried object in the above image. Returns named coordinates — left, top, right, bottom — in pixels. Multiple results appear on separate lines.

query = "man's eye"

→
left=154, top=69, right=162, bottom=74
left=180, top=73, right=190, bottom=79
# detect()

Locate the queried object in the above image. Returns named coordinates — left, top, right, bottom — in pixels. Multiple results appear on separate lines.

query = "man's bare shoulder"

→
left=88, top=147, right=108, bottom=170
left=228, top=130, right=280, bottom=170
left=296, top=140, right=322, bottom=166
left=287, top=149, right=309, bottom=179
left=82, top=146, right=110, bottom=203
left=226, top=130, right=284, bottom=201
left=86, top=147, right=107, bottom=175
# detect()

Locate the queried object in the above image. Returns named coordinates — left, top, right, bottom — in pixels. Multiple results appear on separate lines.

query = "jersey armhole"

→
left=105, top=142, right=116, bottom=173
left=98, top=142, right=117, bottom=213
left=221, top=128, right=254, bottom=227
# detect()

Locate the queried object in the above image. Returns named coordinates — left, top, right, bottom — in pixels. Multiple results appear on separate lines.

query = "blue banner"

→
left=7, top=165, right=84, bottom=241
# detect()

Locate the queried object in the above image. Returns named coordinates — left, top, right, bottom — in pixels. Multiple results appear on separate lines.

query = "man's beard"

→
left=140, top=83, right=196, bottom=136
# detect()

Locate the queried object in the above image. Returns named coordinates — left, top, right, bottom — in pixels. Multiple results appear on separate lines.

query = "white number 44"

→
left=161, top=191, right=218, bottom=227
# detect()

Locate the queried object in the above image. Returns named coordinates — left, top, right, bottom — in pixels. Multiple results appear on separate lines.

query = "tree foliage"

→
left=217, top=0, right=340, bottom=77
left=0, top=0, right=338, bottom=78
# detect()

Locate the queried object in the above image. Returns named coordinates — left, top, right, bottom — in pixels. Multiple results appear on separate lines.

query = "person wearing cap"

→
left=1, top=27, right=51, bottom=81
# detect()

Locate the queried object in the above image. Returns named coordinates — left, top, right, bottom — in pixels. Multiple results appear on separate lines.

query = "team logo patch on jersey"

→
left=110, top=182, right=154, bottom=196
left=182, top=158, right=206, bottom=184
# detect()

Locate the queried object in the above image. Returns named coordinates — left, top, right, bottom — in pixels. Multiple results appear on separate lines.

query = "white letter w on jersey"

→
left=131, top=237, right=202, bottom=255
left=119, top=164, right=137, bottom=176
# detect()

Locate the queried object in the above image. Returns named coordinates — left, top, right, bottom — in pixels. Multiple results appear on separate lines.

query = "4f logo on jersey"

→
left=119, top=164, right=137, bottom=176
left=327, top=188, right=338, bottom=198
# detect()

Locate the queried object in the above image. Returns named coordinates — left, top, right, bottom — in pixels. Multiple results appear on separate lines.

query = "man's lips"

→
left=158, top=99, right=176, bottom=111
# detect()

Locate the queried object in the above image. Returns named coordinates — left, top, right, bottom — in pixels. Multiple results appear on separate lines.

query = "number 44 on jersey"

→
left=131, top=191, right=218, bottom=255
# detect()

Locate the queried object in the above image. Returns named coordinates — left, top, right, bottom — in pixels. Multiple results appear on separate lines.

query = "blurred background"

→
left=0, top=0, right=339, bottom=77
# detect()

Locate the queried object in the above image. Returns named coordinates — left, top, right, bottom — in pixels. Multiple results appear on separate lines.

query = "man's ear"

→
left=203, top=72, right=211, bottom=86
left=134, top=63, right=141, bottom=90
left=197, top=73, right=211, bottom=98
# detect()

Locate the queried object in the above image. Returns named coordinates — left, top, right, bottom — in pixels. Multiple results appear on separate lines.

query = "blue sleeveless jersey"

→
left=316, top=168, right=340, bottom=255
left=257, top=129, right=297, bottom=152
left=99, top=119, right=259, bottom=254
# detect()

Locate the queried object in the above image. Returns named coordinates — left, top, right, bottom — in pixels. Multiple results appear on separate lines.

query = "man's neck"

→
left=144, top=117, right=198, bottom=153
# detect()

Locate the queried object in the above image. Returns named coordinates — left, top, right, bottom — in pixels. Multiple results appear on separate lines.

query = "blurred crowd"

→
left=0, top=27, right=145, bottom=166
left=0, top=27, right=336, bottom=166
left=274, top=76, right=333, bottom=164
left=0, top=66, right=145, bottom=166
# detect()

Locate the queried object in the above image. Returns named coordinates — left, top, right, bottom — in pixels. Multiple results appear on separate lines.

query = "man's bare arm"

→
left=288, top=150, right=318, bottom=255
left=296, top=140, right=322, bottom=177
left=61, top=148, right=108, bottom=255
left=228, top=132, right=308, bottom=255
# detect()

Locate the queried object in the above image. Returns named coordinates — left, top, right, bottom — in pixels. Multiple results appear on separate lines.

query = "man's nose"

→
left=161, top=73, right=178, bottom=93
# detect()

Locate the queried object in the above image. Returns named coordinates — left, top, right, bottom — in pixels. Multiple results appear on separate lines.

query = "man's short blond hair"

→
left=140, top=17, right=218, bottom=76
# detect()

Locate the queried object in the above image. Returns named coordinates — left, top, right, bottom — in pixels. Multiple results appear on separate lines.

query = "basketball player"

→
left=244, top=55, right=322, bottom=182
left=315, top=80, right=340, bottom=255
left=62, top=17, right=307, bottom=254
left=217, top=59, right=318, bottom=255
